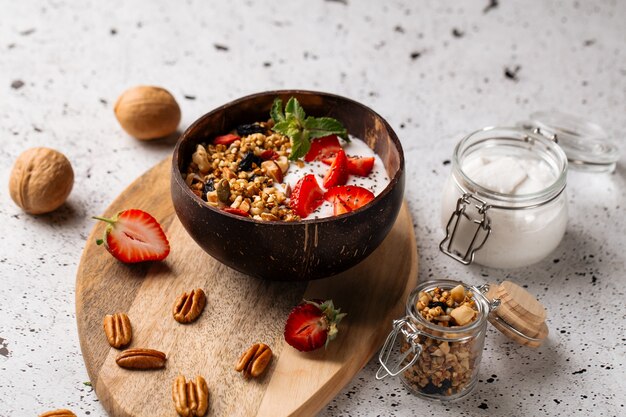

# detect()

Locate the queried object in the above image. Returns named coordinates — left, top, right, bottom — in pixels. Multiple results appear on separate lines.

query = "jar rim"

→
left=452, top=126, right=568, bottom=208
left=406, top=279, right=489, bottom=338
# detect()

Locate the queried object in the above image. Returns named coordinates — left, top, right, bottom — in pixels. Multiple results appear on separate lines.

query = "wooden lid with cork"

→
left=485, top=281, right=548, bottom=348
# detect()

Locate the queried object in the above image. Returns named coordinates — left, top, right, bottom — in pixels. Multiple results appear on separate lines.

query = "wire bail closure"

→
left=376, top=318, right=422, bottom=380
left=439, top=193, right=491, bottom=265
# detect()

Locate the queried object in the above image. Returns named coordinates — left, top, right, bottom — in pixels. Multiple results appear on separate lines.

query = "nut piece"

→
left=116, top=348, right=166, bottom=370
left=235, top=343, right=272, bottom=378
left=261, top=160, right=283, bottom=184
left=103, top=312, right=132, bottom=349
left=173, top=289, right=207, bottom=324
left=39, top=410, right=76, bottom=417
left=275, top=156, right=290, bottom=174
left=450, top=304, right=476, bottom=326
left=450, top=284, right=465, bottom=304
left=114, top=85, right=181, bottom=140
left=172, top=375, right=209, bottom=417
left=9, top=147, right=74, bottom=214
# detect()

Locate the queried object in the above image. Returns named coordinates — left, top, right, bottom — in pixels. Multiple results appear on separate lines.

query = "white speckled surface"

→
left=1, top=0, right=624, bottom=416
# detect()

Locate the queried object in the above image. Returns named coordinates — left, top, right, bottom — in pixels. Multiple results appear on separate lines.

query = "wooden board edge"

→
left=256, top=203, right=419, bottom=417
left=75, top=159, right=172, bottom=389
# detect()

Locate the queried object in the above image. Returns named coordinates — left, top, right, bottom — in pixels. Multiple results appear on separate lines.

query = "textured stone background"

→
left=1, top=0, right=624, bottom=416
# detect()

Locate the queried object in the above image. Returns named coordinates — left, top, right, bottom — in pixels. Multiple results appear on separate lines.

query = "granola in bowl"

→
left=182, top=97, right=390, bottom=222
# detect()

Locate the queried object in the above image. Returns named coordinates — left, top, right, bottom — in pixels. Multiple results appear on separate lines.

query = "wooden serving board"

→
left=76, top=158, right=418, bottom=417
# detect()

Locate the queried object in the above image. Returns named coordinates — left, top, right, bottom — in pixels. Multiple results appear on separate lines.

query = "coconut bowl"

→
left=171, top=90, right=404, bottom=280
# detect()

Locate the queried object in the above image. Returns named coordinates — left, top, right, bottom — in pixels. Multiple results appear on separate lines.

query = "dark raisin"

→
left=421, top=379, right=451, bottom=395
left=201, top=179, right=215, bottom=200
left=428, top=301, right=448, bottom=310
left=236, top=123, right=266, bottom=136
left=239, top=152, right=262, bottom=172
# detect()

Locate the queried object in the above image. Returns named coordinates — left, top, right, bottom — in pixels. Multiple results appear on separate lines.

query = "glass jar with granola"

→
left=377, top=279, right=548, bottom=401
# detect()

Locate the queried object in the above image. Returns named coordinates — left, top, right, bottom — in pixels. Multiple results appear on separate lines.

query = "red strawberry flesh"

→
left=222, top=207, right=250, bottom=217
left=213, top=133, right=240, bottom=146
left=284, top=299, right=347, bottom=352
left=324, top=185, right=375, bottom=211
left=322, top=156, right=375, bottom=177
left=93, top=209, right=170, bottom=263
left=289, top=174, right=324, bottom=218
left=322, top=149, right=349, bottom=188
left=304, top=135, right=342, bottom=162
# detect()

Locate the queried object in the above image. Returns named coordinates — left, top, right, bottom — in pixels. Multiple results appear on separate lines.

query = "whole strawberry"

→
left=93, top=209, right=170, bottom=263
left=284, top=299, right=347, bottom=352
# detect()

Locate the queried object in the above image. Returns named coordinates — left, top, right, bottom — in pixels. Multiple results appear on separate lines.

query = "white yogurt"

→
left=283, top=136, right=390, bottom=219
left=462, top=153, right=556, bottom=195
left=441, top=137, right=568, bottom=269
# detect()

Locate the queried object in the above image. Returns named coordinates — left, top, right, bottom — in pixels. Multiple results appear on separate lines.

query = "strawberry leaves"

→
left=271, top=97, right=348, bottom=161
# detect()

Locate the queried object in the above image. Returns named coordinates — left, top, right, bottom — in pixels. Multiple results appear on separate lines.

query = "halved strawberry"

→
left=324, top=185, right=375, bottom=211
left=304, top=135, right=342, bottom=162
left=289, top=174, right=324, bottom=218
left=322, top=149, right=349, bottom=188
left=222, top=207, right=250, bottom=217
left=93, top=209, right=170, bottom=263
left=322, top=156, right=375, bottom=177
left=332, top=196, right=351, bottom=216
left=284, top=299, right=347, bottom=352
left=214, top=133, right=240, bottom=146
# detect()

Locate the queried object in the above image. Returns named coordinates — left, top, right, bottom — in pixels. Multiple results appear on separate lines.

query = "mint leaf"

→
left=284, top=97, right=306, bottom=121
left=272, top=120, right=293, bottom=136
left=270, top=96, right=348, bottom=160
left=289, top=131, right=311, bottom=160
left=270, top=98, right=285, bottom=123
left=304, top=117, right=349, bottom=141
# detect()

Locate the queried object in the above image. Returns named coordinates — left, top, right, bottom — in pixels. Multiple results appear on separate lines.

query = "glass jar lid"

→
left=519, top=111, right=620, bottom=173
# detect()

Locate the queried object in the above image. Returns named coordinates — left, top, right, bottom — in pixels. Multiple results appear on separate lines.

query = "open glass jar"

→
left=377, top=279, right=547, bottom=402
left=440, top=112, right=620, bottom=268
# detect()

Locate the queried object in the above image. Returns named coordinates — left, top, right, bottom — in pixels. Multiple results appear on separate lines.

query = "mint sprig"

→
left=271, top=97, right=349, bottom=160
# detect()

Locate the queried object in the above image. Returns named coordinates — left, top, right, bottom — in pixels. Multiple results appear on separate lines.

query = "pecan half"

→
left=173, top=288, right=207, bottom=324
left=103, top=312, right=132, bottom=349
left=39, top=410, right=76, bottom=417
left=235, top=343, right=272, bottom=378
left=172, top=375, right=209, bottom=417
left=39, top=408, right=76, bottom=417
left=116, top=348, right=166, bottom=370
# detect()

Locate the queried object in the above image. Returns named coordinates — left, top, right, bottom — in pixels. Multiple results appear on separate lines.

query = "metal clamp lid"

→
left=519, top=111, right=620, bottom=173
left=439, top=193, right=491, bottom=265
left=376, top=318, right=423, bottom=380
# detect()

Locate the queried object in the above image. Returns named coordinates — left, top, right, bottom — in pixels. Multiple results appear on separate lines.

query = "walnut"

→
left=9, top=147, right=74, bottom=214
left=114, top=85, right=181, bottom=140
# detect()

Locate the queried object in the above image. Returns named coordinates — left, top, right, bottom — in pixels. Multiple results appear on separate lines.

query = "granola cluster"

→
left=401, top=285, right=481, bottom=397
left=184, top=122, right=300, bottom=221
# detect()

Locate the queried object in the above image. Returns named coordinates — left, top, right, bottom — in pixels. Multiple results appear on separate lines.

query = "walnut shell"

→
left=9, top=147, right=74, bottom=214
left=114, top=85, right=181, bottom=140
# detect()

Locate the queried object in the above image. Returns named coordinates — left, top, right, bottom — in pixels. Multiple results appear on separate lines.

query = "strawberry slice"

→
left=331, top=196, right=351, bottom=216
left=304, top=135, right=342, bottom=162
left=222, top=207, right=250, bottom=217
left=289, top=174, right=324, bottom=218
left=214, top=133, right=240, bottom=146
left=322, top=149, right=349, bottom=188
left=93, top=209, right=170, bottom=263
left=260, top=149, right=279, bottom=160
left=321, top=156, right=375, bottom=177
left=324, top=185, right=375, bottom=211
left=284, top=299, right=347, bottom=352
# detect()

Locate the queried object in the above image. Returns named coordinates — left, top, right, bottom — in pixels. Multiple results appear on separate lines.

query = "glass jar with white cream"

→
left=440, top=127, right=568, bottom=268
left=440, top=112, right=619, bottom=269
